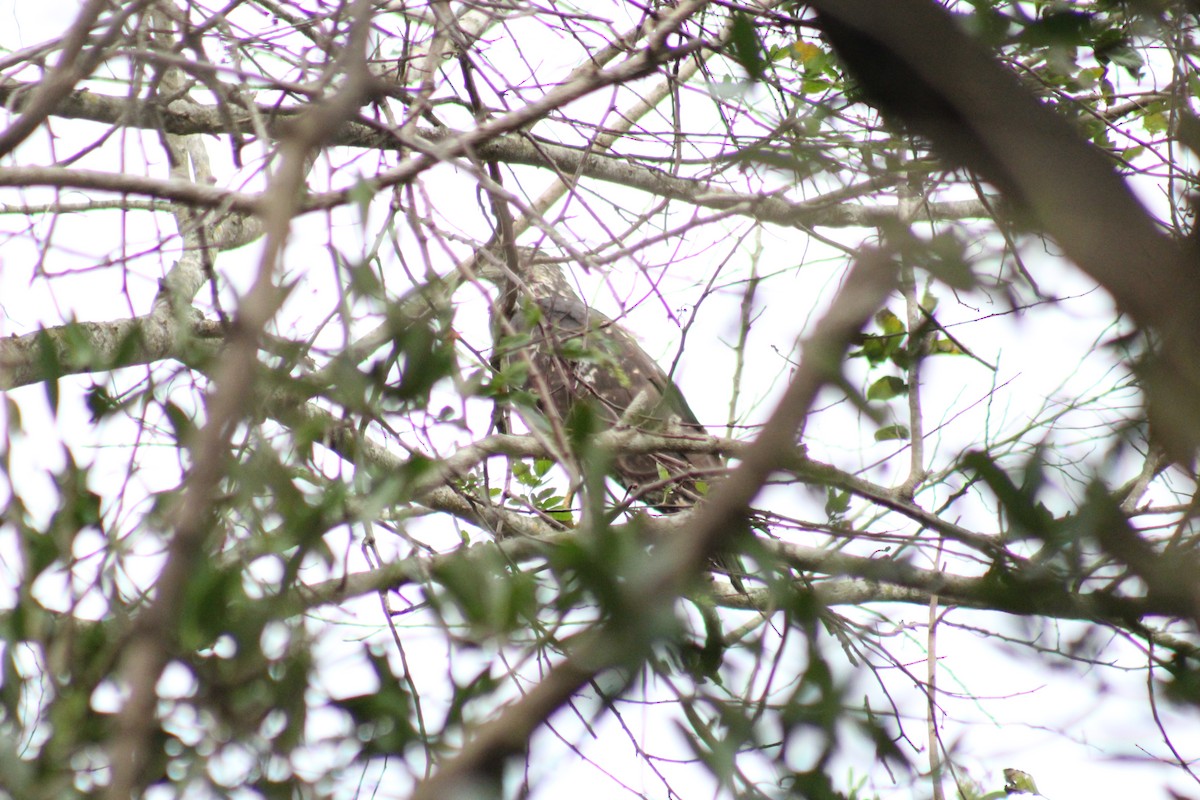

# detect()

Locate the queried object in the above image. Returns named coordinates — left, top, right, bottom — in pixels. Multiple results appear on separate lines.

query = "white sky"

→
left=1, top=1, right=1198, bottom=799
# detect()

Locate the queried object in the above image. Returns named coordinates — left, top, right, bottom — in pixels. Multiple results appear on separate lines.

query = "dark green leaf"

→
left=431, top=547, right=537, bottom=639
left=825, top=488, right=850, bottom=518
left=728, top=12, right=766, bottom=82
left=162, top=400, right=197, bottom=445
left=85, top=384, right=118, bottom=422
left=1014, top=10, right=1092, bottom=48
left=963, top=450, right=1058, bottom=539
left=335, top=649, right=418, bottom=756
left=915, top=232, right=977, bottom=290
left=35, top=329, right=62, bottom=414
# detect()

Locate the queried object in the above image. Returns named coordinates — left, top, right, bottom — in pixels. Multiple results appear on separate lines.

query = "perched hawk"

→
left=477, top=247, right=744, bottom=590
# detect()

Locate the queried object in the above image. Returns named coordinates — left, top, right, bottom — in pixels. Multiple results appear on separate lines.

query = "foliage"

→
left=0, top=1, right=1198, bottom=799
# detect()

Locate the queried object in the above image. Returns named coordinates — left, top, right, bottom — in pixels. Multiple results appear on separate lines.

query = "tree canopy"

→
left=1, top=1, right=1199, bottom=798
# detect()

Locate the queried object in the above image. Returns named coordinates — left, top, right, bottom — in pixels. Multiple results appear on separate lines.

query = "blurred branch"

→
left=104, top=0, right=378, bottom=791
left=811, top=0, right=1200, bottom=458
left=0, top=0, right=133, bottom=158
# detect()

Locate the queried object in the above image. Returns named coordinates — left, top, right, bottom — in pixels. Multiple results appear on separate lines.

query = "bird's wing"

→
left=534, top=293, right=703, bottom=431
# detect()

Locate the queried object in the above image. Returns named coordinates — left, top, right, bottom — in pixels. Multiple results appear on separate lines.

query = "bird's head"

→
left=473, top=245, right=576, bottom=300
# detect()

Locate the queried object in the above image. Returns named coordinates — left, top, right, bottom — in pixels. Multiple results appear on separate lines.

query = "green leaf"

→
left=162, top=400, right=197, bottom=445
left=178, top=559, right=245, bottom=650
left=511, top=459, right=538, bottom=487
left=1093, top=32, right=1144, bottom=79
left=866, top=375, right=908, bottom=402
left=874, top=424, right=909, bottom=442
left=431, top=547, right=537, bottom=639
left=384, top=314, right=458, bottom=406
left=1002, top=767, right=1040, bottom=796
left=1016, top=11, right=1093, bottom=48
left=519, top=299, right=544, bottom=327
left=874, top=308, right=905, bottom=336
left=1120, top=145, right=1146, bottom=161
left=1176, top=112, right=1200, bottom=156
left=85, top=384, right=118, bottom=423
left=728, top=12, right=766, bottom=82
left=930, top=338, right=964, bottom=356
left=24, top=521, right=60, bottom=580
left=919, top=232, right=976, bottom=290
left=963, top=450, right=1058, bottom=539
left=851, top=309, right=909, bottom=366
left=850, top=336, right=886, bottom=365
left=348, top=174, right=376, bottom=226
left=825, top=488, right=850, bottom=518
left=801, top=76, right=834, bottom=95
left=1074, top=65, right=1105, bottom=90
left=1143, top=111, right=1168, bottom=134
left=347, top=257, right=383, bottom=299
left=35, top=329, right=63, bottom=414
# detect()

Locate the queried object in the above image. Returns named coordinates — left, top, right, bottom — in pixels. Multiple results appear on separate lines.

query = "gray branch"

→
left=0, top=77, right=993, bottom=229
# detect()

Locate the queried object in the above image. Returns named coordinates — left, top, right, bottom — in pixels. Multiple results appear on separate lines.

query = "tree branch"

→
left=0, top=77, right=994, bottom=229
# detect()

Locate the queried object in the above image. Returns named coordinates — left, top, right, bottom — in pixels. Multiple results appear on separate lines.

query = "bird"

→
left=474, top=246, right=746, bottom=592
